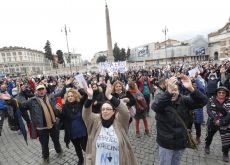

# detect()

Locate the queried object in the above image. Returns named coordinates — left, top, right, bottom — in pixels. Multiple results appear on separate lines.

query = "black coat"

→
left=92, top=89, right=106, bottom=113
left=112, top=91, right=136, bottom=108
left=151, top=89, right=208, bottom=150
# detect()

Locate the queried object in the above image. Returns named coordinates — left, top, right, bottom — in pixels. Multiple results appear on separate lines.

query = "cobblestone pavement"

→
left=0, top=108, right=229, bottom=165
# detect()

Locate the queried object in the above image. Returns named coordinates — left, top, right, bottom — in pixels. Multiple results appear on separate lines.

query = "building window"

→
left=7, top=52, right=11, bottom=56
left=13, top=52, right=16, bottom=55
left=1, top=53, right=5, bottom=57
left=18, top=52, right=22, bottom=55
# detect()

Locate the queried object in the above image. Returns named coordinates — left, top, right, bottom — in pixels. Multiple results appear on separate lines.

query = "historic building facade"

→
left=91, top=50, right=108, bottom=64
left=128, top=36, right=208, bottom=65
left=0, top=47, right=52, bottom=76
left=208, top=19, right=230, bottom=61
left=63, top=53, right=83, bottom=68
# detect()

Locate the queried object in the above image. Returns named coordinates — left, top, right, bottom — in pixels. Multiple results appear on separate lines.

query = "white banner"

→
left=99, top=61, right=127, bottom=74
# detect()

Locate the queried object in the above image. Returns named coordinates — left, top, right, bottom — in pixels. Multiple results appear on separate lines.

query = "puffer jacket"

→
left=151, top=89, right=208, bottom=150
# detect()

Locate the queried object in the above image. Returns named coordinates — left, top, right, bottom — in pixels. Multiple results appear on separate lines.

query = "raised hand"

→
left=84, top=82, right=93, bottom=99
left=180, top=74, right=194, bottom=92
left=105, top=80, right=113, bottom=100
left=0, top=93, right=11, bottom=100
left=121, top=98, right=129, bottom=103
left=66, top=77, right=74, bottom=86
left=166, top=76, right=177, bottom=94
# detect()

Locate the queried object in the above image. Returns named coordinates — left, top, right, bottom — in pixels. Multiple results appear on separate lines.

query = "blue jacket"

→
left=193, top=79, right=205, bottom=123
left=0, top=99, right=7, bottom=110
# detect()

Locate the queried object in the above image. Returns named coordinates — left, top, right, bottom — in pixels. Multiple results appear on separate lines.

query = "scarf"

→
left=216, top=97, right=225, bottom=104
left=66, top=101, right=79, bottom=112
left=101, top=114, right=115, bottom=128
left=36, top=96, right=56, bottom=129
left=129, top=89, right=137, bottom=94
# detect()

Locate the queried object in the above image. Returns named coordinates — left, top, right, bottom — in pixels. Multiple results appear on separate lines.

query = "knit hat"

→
left=216, top=86, right=229, bottom=96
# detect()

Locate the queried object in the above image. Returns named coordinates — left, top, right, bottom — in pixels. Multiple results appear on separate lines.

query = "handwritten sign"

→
left=74, top=73, right=87, bottom=88
left=99, top=61, right=127, bottom=74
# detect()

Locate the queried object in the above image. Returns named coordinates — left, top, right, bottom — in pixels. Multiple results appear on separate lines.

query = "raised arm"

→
left=105, top=81, right=129, bottom=132
left=180, top=74, right=208, bottom=109
left=82, top=83, right=98, bottom=128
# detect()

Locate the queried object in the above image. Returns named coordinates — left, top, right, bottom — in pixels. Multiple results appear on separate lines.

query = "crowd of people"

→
left=0, top=59, right=229, bottom=165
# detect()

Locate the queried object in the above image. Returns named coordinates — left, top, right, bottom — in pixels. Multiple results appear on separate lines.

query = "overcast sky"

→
left=0, top=0, right=229, bottom=61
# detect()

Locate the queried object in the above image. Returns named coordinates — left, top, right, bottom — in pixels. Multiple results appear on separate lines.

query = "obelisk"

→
left=105, top=1, right=114, bottom=62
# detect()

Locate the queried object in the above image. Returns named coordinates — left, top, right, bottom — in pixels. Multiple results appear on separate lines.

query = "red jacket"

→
left=137, top=78, right=153, bottom=94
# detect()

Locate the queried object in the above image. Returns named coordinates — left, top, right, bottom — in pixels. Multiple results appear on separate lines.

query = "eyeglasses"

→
left=101, top=107, right=113, bottom=111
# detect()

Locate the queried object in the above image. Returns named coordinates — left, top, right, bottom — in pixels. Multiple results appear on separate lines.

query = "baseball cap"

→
left=36, top=84, right=45, bottom=90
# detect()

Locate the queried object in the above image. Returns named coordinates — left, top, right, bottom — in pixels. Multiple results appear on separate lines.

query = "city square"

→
left=0, top=0, right=230, bottom=165
left=0, top=108, right=229, bottom=165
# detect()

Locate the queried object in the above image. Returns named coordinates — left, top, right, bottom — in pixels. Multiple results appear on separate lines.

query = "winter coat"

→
left=0, top=99, right=7, bottom=110
left=207, top=96, right=230, bottom=147
left=18, top=87, right=66, bottom=138
left=151, top=89, right=208, bottom=150
left=206, top=79, right=219, bottom=96
left=193, top=79, right=205, bottom=123
left=59, top=101, right=87, bottom=146
left=82, top=97, right=138, bottom=165
left=92, top=87, right=106, bottom=113
left=112, top=90, right=136, bottom=108
left=207, top=97, right=230, bottom=127
left=137, top=78, right=153, bottom=94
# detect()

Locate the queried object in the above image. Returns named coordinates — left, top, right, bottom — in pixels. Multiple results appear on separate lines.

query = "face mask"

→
left=12, top=91, right=18, bottom=96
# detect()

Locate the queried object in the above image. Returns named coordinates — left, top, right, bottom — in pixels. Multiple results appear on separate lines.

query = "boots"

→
left=42, top=158, right=49, bottom=165
left=57, top=149, right=63, bottom=158
left=205, top=145, right=210, bottom=154
left=223, top=154, right=229, bottom=162
left=144, top=130, right=150, bottom=137
left=77, top=150, right=84, bottom=165
left=78, top=159, right=84, bottom=165
left=136, top=132, right=141, bottom=138
left=195, top=137, right=201, bottom=144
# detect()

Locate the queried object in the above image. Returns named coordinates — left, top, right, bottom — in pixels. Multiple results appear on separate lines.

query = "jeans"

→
left=38, top=126, right=62, bottom=159
left=159, top=146, right=185, bottom=165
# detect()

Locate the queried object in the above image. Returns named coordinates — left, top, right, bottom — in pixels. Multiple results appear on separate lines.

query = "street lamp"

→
left=61, top=24, right=72, bottom=74
left=162, top=26, right=168, bottom=64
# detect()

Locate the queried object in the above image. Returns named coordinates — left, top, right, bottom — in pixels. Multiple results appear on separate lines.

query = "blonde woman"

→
left=58, top=88, right=87, bottom=165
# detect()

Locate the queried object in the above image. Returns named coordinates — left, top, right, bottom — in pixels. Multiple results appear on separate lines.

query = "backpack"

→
left=132, top=91, right=147, bottom=112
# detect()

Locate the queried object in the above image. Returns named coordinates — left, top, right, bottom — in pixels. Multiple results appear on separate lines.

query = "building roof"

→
left=0, top=46, right=44, bottom=54
left=208, top=21, right=230, bottom=38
